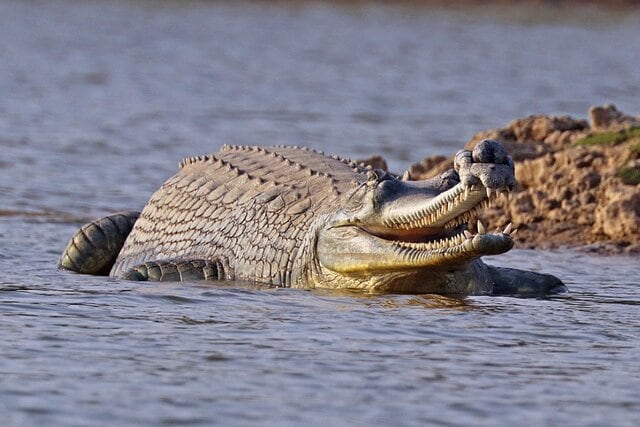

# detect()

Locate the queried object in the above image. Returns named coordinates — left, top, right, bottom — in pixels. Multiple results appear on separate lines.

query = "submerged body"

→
left=60, top=141, right=565, bottom=295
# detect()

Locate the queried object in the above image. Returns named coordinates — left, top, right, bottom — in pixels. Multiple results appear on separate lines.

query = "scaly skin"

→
left=59, top=140, right=566, bottom=295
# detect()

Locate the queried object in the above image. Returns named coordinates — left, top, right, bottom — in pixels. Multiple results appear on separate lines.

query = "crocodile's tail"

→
left=59, top=211, right=140, bottom=276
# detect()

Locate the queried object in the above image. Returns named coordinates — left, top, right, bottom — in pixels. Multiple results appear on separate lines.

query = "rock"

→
left=358, top=155, right=388, bottom=171
left=406, top=155, right=450, bottom=180
left=467, top=114, right=589, bottom=161
left=594, top=182, right=640, bottom=241
left=589, top=104, right=639, bottom=131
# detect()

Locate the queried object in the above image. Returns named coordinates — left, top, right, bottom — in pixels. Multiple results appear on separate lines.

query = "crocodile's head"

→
left=313, top=139, right=518, bottom=293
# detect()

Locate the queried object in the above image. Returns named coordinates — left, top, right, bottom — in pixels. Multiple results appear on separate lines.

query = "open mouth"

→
left=362, top=222, right=467, bottom=244
left=364, top=219, right=515, bottom=251
left=319, top=181, right=518, bottom=274
left=364, top=184, right=517, bottom=255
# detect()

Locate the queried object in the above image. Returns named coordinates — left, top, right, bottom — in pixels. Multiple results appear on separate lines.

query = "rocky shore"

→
left=364, top=104, right=640, bottom=254
left=411, top=104, right=640, bottom=254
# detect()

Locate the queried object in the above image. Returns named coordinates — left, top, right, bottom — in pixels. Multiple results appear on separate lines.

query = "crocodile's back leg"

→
left=59, top=211, right=140, bottom=275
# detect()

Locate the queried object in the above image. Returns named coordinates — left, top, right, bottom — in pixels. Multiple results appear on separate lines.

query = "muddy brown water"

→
left=1, top=1, right=639, bottom=425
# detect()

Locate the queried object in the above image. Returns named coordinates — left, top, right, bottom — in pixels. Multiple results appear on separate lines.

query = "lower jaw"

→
left=390, top=233, right=514, bottom=269
left=318, top=224, right=513, bottom=274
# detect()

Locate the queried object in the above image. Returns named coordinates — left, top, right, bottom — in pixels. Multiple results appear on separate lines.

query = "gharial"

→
left=59, top=139, right=566, bottom=295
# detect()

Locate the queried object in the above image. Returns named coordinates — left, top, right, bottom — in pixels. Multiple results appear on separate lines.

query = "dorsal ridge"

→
left=178, top=154, right=211, bottom=169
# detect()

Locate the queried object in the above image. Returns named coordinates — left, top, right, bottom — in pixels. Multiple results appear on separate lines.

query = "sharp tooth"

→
left=477, top=220, right=486, bottom=234
left=464, top=230, right=473, bottom=239
left=486, top=187, right=493, bottom=198
left=401, top=170, right=411, bottom=181
left=503, top=223, right=513, bottom=235
left=464, top=186, right=470, bottom=199
left=511, top=228, right=518, bottom=237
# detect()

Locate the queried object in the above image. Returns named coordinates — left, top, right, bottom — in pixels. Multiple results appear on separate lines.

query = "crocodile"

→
left=59, top=139, right=566, bottom=295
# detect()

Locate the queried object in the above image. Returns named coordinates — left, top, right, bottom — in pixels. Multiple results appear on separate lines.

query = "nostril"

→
left=472, top=139, right=509, bottom=164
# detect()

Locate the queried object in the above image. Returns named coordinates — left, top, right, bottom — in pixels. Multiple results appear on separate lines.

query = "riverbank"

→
left=405, top=105, right=640, bottom=254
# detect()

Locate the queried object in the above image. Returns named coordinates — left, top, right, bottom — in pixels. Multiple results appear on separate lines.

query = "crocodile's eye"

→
left=375, top=175, right=401, bottom=203
left=344, top=183, right=370, bottom=212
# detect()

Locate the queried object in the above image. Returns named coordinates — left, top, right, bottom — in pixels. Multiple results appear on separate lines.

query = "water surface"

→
left=1, top=1, right=639, bottom=425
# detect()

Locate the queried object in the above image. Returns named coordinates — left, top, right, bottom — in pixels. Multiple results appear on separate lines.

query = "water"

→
left=1, top=1, right=639, bottom=425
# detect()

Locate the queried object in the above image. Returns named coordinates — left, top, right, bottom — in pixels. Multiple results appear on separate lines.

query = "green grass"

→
left=574, top=127, right=640, bottom=148
left=630, top=142, right=640, bottom=154
left=616, top=166, right=640, bottom=185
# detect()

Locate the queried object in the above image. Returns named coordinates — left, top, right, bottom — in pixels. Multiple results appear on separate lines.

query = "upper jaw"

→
left=378, top=180, right=510, bottom=232
left=368, top=138, right=518, bottom=246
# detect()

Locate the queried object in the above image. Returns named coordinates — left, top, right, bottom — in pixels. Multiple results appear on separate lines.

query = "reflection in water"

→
left=313, top=288, right=472, bottom=310
left=380, top=294, right=471, bottom=310
left=411, top=294, right=471, bottom=309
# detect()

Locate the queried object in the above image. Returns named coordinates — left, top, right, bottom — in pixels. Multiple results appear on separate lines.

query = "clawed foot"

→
left=488, top=265, right=568, bottom=296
